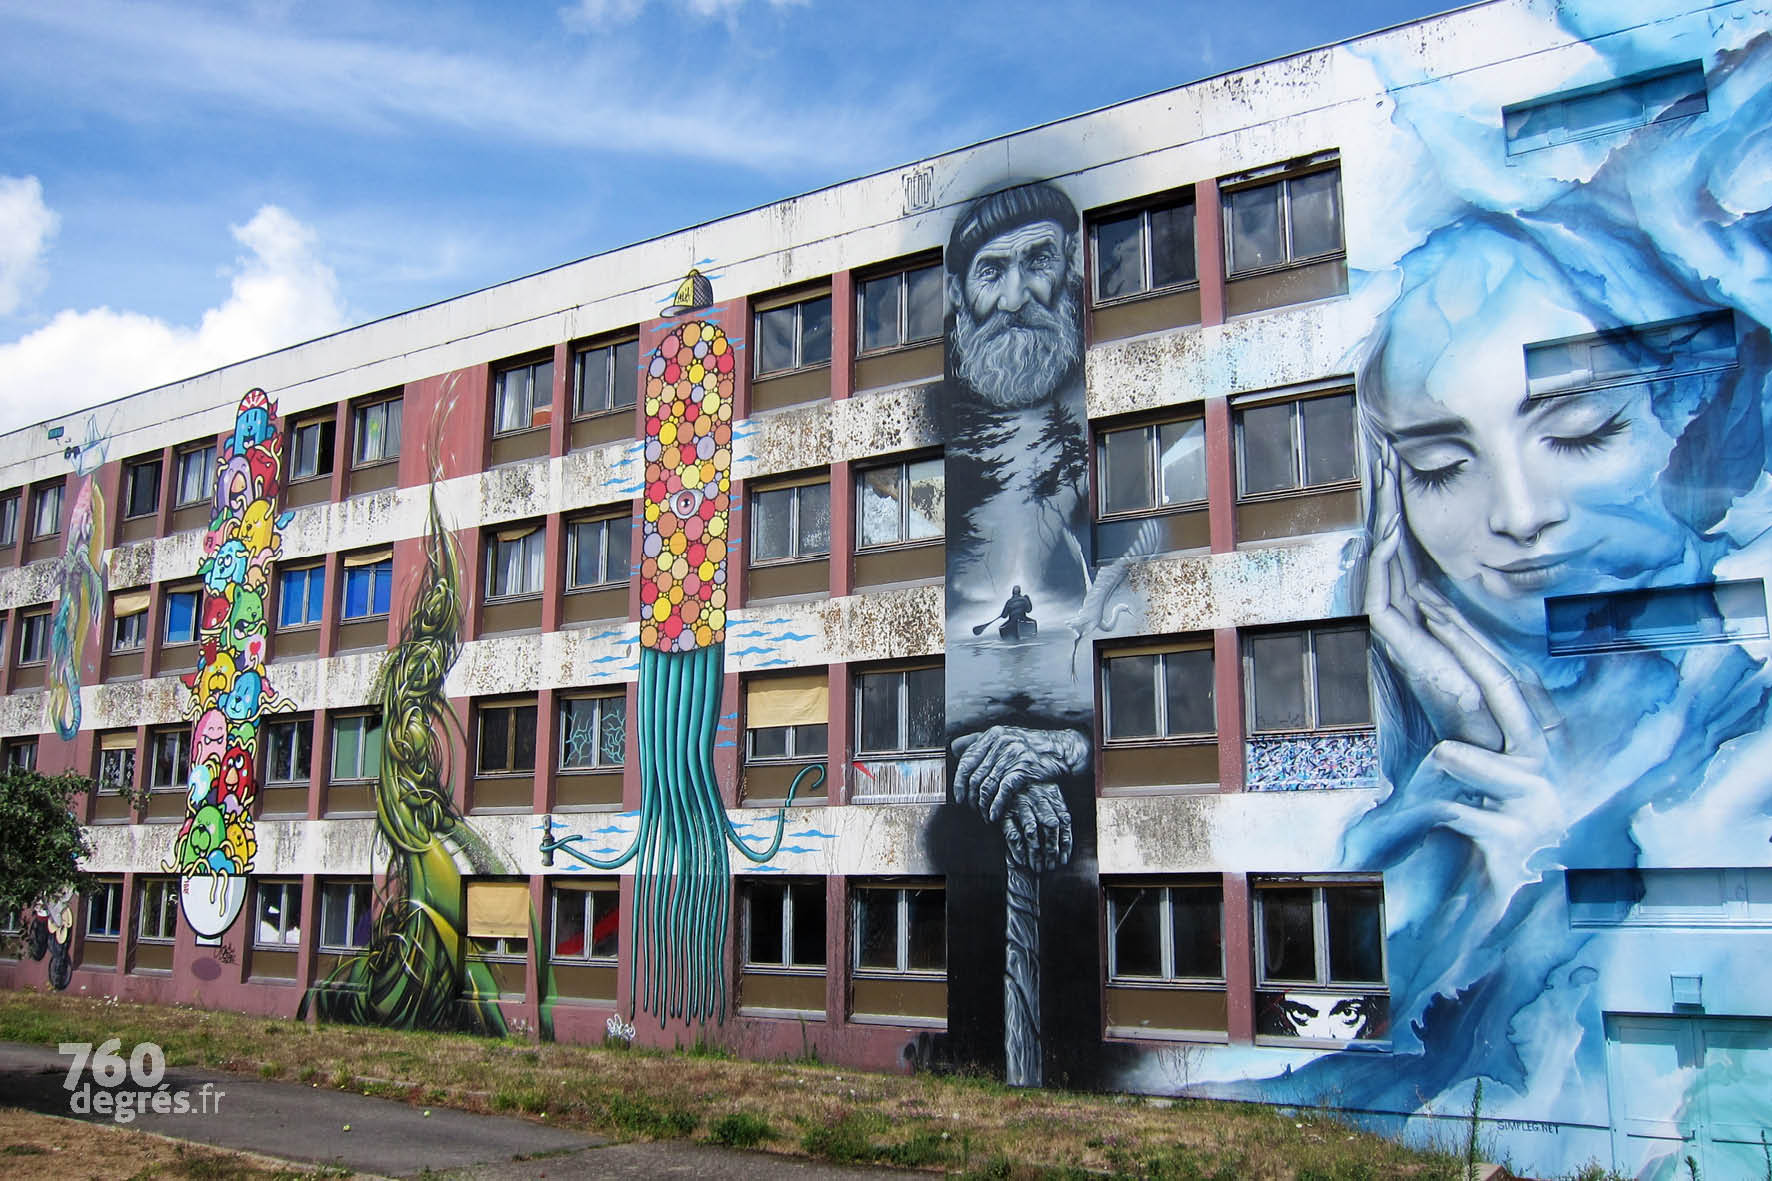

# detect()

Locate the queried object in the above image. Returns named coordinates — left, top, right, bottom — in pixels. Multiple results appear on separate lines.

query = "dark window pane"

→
left=1239, top=402, right=1298, bottom=495
left=1101, top=427, right=1153, bottom=515
left=1301, top=394, right=1356, bottom=485
left=792, top=724, right=827, bottom=757
left=512, top=705, right=537, bottom=771
left=1249, top=631, right=1309, bottom=731
left=1111, top=888, right=1163, bottom=976
left=905, top=667, right=945, bottom=750
left=577, top=347, right=611, bottom=414
left=601, top=697, right=627, bottom=766
left=1157, top=418, right=1207, bottom=505
left=1095, top=212, right=1145, bottom=299
left=748, top=883, right=786, bottom=964
left=332, top=721, right=361, bottom=780
left=1227, top=182, right=1283, bottom=273
left=531, top=361, right=553, bottom=409
left=790, top=882, right=826, bottom=966
left=858, top=673, right=902, bottom=753
left=553, top=892, right=587, bottom=958
left=758, top=305, right=797, bottom=373
left=605, top=517, right=631, bottom=582
left=570, top=521, right=600, bottom=586
left=1106, top=654, right=1159, bottom=740
left=1313, top=628, right=1371, bottom=728
left=612, top=341, right=638, bottom=409
left=323, top=892, right=350, bottom=947
left=1164, top=649, right=1215, bottom=736
left=1325, top=885, right=1384, bottom=985
left=796, top=484, right=830, bottom=557
left=749, top=726, right=788, bottom=759
left=904, top=266, right=943, bottom=342
left=1287, top=171, right=1342, bottom=259
left=479, top=710, right=510, bottom=773
left=856, top=892, right=898, bottom=970
left=906, top=889, right=945, bottom=971
left=590, top=891, right=620, bottom=958
left=799, top=296, right=831, bottom=366
left=1149, top=201, right=1196, bottom=288
left=751, top=488, right=792, bottom=561
left=559, top=699, right=596, bottom=768
left=861, top=274, right=900, bottom=352
left=1261, top=888, right=1317, bottom=983
left=1171, top=885, right=1223, bottom=979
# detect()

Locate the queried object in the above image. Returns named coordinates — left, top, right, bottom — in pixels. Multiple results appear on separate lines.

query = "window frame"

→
left=748, top=475, right=832, bottom=566
left=854, top=455, right=944, bottom=551
left=287, top=415, right=336, bottom=483
left=558, top=692, right=626, bottom=771
left=466, top=880, right=530, bottom=962
left=123, top=457, right=163, bottom=520
left=1232, top=389, right=1359, bottom=501
left=754, top=291, right=834, bottom=377
left=30, top=482, right=63, bottom=540
left=162, top=587, right=201, bottom=646
left=742, top=878, right=827, bottom=971
left=136, top=877, right=180, bottom=944
left=853, top=663, right=945, bottom=757
left=86, top=880, right=124, bottom=939
left=549, top=883, right=620, bottom=964
left=1105, top=879, right=1226, bottom=985
left=1253, top=877, right=1388, bottom=1044
left=18, top=609, right=51, bottom=665
left=277, top=563, right=326, bottom=630
left=856, top=259, right=943, bottom=356
left=1243, top=622, right=1372, bottom=736
left=97, top=737, right=137, bottom=796
left=111, top=604, right=149, bottom=652
left=565, top=512, right=632, bottom=590
left=261, top=715, right=314, bottom=786
left=1096, top=412, right=1209, bottom=520
left=0, top=493, right=18, bottom=547
left=484, top=524, right=546, bottom=600
left=572, top=336, right=639, bottom=419
left=743, top=672, right=829, bottom=765
left=1101, top=641, right=1216, bottom=744
left=148, top=727, right=190, bottom=791
left=476, top=699, right=538, bottom=777
left=254, top=880, right=303, bottom=948
left=329, top=713, right=384, bottom=783
left=851, top=883, right=946, bottom=979
left=318, top=880, right=373, bottom=952
left=492, top=356, right=554, bottom=436
left=4, top=738, right=38, bottom=773
left=1089, top=190, right=1198, bottom=305
left=174, top=443, right=218, bottom=507
left=340, top=554, right=393, bottom=620
left=1223, top=163, right=1344, bottom=278
left=351, top=396, right=403, bottom=467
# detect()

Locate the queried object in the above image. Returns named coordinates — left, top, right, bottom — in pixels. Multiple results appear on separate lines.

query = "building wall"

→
left=3, top=2, right=1771, bottom=1176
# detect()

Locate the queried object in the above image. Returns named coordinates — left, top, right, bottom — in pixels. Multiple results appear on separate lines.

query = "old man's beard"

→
left=952, top=281, right=1083, bottom=409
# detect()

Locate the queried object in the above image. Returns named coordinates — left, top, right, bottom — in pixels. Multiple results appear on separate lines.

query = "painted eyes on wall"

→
left=669, top=487, right=703, bottom=520
left=1399, top=411, right=1634, bottom=494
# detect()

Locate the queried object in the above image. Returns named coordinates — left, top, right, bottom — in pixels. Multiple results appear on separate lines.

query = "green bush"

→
left=707, top=1111, right=774, bottom=1148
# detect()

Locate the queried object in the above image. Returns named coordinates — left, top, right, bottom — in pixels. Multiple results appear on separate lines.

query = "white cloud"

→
left=0, top=175, right=58, bottom=317
left=0, top=205, right=347, bottom=432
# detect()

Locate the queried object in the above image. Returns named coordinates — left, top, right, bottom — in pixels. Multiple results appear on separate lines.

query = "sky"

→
left=0, top=0, right=1458, bottom=433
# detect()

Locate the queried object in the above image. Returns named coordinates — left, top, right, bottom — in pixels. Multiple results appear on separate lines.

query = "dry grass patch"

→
left=0, top=993, right=1464, bottom=1179
left=0, top=1108, right=363, bottom=1180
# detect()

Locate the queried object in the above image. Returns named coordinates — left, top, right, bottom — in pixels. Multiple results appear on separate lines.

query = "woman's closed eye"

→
left=1544, top=410, right=1628, bottom=456
left=1396, top=440, right=1474, bottom=493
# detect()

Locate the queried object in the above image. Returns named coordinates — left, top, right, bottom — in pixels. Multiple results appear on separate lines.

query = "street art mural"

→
left=173, top=389, right=291, bottom=942
left=21, top=889, right=75, bottom=991
left=306, top=411, right=516, bottom=1034
left=543, top=311, right=817, bottom=1027
left=47, top=417, right=111, bottom=742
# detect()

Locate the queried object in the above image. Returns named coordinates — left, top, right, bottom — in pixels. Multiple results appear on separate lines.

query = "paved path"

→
left=0, top=1042, right=892, bottom=1178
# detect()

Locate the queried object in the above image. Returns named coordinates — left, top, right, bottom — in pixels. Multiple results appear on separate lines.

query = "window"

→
left=1255, top=880, right=1387, bottom=1043
left=1092, top=193, right=1196, bottom=301
left=97, top=734, right=136, bottom=795
left=744, top=879, right=825, bottom=968
left=0, top=493, right=17, bottom=546
left=289, top=416, right=336, bottom=482
left=1103, top=643, right=1214, bottom=741
left=1245, top=624, right=1371, bottom=733
left=255, top=881, right=302, bottom=947
left=110, top=591, right=149, bottom=651
left=855, top=665, right=944, bottom=755
left=86, top=881, right=124, bottom=939
left=319, top=881, right=373, bottom=950
left=278, top=565, right=325, bottom=629
left=18, top=610, right=51, bottom=664
left=1547, top=580, right=1769, bottom=656
left=149, top=728, right=190, bottom=790
left=1098, top=416, right=1206, bottom=516
left=567, top=514, right=631, bottom=588
left=750, top=477, right=830, bottom=563
left=477, top=701, right=537, bottom=776
left=1504, top=61, right=1707, bottom=155
left=856, top=457, right=943, bottom=549
left=330, top=714, right=383, bottom=782
left=351, top=397, right=402, bottom=466
left=745, top=673, right=827, bottom=762
left=174, top=443, right=217, bottom=506
left=262, top=717, right=314, bottom=785
left=756, top=293, right=832, bottom=376
left=853, top=884, right=945, bottom=976
left=465, top=880, right=528, bottom=961
left=137, top=878, right=179, bottom=943
left=493, top=357, right=553, bottom=435
left=1525, top=311, right=1736, bottom=398
left=551, top=884, right=619, bottom=962
left=1567, top=867, right=1772, bottom=928
left=559, top=694, right=626, bottom=770
left=163, top=588, right=199, bottom=645
left=4, top=738, right=38, bottom=772
left=341, top=552, right=393, bottom=619
left=859, top=262, right=942, bottom=353
left=1235, top=392, right=1357, bottom=497
left=485, top=525, right=544, bottom=598
left=574, top=338, right=638, bottom=417
left=123, top=458, right=162, bottom=520
left=30, top=482, right=63, bottom=539
left=1225, top=166, right=1343, bottom=276
left=1106, top=881, right=1223, bottom=982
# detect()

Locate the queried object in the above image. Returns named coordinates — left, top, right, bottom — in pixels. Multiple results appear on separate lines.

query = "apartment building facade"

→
left=3, top=1, right=1770, bottom=1175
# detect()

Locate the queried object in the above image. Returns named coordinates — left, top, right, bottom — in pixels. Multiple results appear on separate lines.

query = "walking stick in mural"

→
left=540, top=307, right=817, bottom=1027
left=173, top=389, right=292, bottom=941
left=306, top=397, right=512, bottom=1033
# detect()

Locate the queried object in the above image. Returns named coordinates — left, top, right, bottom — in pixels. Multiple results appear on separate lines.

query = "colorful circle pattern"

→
left=640, top=319, right=734, bottom=652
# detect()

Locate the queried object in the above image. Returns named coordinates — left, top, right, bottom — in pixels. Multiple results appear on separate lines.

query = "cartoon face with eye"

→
left=200, top=651, right=239, bottom=704
left=192, top=708, right=229, bottom=769
left=231, top=405, right=274, bottom=457
left=224, top=588, right=266, bottom=655
left=219, top=669, right=263, bottom=722
left=236, top=500, right=278, bottom=558
left=218, top=744, right=256, bottom=805
left=205, top=539, right=250, bottom=594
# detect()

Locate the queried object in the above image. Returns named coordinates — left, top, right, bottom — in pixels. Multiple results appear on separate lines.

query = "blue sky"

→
left=0, top=0, right=1455, bottom=430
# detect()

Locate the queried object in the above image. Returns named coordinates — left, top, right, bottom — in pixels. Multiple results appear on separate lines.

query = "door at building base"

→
left=1605, top=1014, right=1772, bottom=1180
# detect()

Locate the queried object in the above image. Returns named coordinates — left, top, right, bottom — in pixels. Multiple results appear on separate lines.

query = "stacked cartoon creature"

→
left=172, top=389, right=292, bottom=942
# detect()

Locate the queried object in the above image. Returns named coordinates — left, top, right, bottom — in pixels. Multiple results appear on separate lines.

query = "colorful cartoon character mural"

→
left=543, top=314, right=816, bottom=1028
left=172, top=389, right=290, bottom=941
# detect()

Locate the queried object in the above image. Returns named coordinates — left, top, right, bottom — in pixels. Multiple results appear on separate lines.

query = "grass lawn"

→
left=0, top=1107, right=366, bottom=1180
left=0, top=992, right=1474, bottom=1180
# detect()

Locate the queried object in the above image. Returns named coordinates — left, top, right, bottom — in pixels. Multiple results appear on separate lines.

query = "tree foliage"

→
left=0, top=769, right=92, bottom=921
